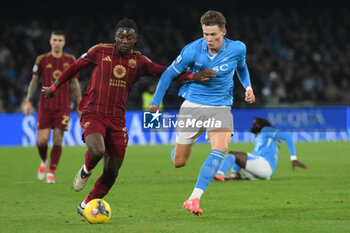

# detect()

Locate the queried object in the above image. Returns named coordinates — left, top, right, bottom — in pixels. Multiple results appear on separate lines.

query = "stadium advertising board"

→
left=0, top=106, right=348, bottom=146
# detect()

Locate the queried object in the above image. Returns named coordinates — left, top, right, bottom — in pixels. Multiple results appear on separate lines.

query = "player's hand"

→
left=192, top=69, right=217, bottom=82
left=245, top=88, right=255, bottom=104
left=24, top=101, right=32, bottom=116
left=42, top=86, right=55, bottom=98
left=77, top=110, right=82, bottom=117
left=148, top=104, right=159, bottom=112
left=292, top=160, right=308, bottom=170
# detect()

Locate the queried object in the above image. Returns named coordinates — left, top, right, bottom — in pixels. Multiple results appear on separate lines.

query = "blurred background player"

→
left=42, top=18, right=214, bottom=217
left=214, top=117, right=308, bottom=181
left=24, top=30, right=81, bottom=184
left=149, top=10, right=255, bottom=215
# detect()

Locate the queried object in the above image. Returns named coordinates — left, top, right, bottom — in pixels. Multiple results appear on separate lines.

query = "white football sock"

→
left=217, top=171, right=225, bottom=176
left=81, top=200, right=87, bottom=208
left=189, top=188, right=204, bottom=200
left=83, top=165, right=92, bottom=174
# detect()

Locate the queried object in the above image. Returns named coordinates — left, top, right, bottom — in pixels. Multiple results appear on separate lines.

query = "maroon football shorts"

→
left=37, top=108, right=70, bottom=131
left=80, top=112, right=128, bottom=158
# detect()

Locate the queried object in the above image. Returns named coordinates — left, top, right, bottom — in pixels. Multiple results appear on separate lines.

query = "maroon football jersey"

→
left=59, top=43, right=188, bottom=119
left=32, top=52, right=78, bottom=110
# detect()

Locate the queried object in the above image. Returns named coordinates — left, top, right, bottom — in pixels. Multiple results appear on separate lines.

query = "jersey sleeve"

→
left=140, top=55, right=167, bottom=77
left=171, top=45, right=193, bottom=74
left=31, top=55, right=44, bottom=76
left=58, top=46, right=97, bottom=83
left=140, top=54, right=190, bottom=81
left=236, top=41, right=247, bottom=67
left=262, top=127, right=297, bottom=157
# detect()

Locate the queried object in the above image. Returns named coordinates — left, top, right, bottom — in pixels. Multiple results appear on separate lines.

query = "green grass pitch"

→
left=0, top=142, right=349, bottom=233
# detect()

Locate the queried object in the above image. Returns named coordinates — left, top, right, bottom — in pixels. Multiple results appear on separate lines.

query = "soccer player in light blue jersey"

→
left=148, top=10, right=255, bottom=215
left=214, top=117, right=308, bottom=181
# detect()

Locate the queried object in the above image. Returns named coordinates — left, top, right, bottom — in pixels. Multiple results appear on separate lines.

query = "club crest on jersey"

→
left=63, top=62, right=70, bottom=69
left=84, top=122, right=90, bottom=128
left=113, top=65, right=126, bottom=78
left=46, top=63, right=52, bottom=69
left=128, top=59, right=136, bottom=68
left=52, top=70, right=62, bottom=80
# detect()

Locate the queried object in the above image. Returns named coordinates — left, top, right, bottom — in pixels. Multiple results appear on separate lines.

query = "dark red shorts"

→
left=37, top=108, right=70, bottom=131
left=80, top=112, right=128, bottom=158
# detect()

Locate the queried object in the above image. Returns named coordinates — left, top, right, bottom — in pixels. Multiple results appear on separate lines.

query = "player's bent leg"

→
left=229, top=151, right=248, bottom=169
left=173, top=143, right=195, bottom=168
left=83, top=145, right=125, bottom=203
left=73, top=133, right=105, bottom=191
left=37, top=129, right=50, bottom=181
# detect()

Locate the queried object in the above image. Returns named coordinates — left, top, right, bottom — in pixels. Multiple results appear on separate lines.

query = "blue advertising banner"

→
left=0, top=106, right=348, bottom=147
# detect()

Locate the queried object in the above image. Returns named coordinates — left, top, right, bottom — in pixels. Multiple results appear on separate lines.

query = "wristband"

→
left=188, top=73, right=194, bottom=80
left=290, top=155, right=297, bottom=161
left=50, top=84, right=57, bottom=92
left=246, top=86, right=252, bottom=91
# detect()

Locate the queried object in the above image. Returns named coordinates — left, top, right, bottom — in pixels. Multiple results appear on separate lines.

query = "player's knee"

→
left=89, top=146, right=105, bottom=159
left=52, top=138, right=62, bottom=146
left=37, top=138, right=48, bottom=147
left=173, top=159, right=187, bottom=168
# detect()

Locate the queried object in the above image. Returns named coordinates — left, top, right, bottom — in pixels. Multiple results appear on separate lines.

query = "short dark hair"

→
left=200, top=10, right=226, bottom=29
left=116, top=18, right=138, bottom=34
left=51, top=30, right=65, bottom=37
left=254, top=117, right=272, bottom=128
left=251, top=117, right=272, bottom=134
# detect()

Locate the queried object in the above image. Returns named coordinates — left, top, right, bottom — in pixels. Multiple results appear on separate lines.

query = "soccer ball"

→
left=84, top=199, right=112, bottom=224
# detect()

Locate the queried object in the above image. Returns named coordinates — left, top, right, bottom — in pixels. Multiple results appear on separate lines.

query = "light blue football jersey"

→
left=171, top=37, right=250, bottom=106
left=252, top=127, right=297, bottom=173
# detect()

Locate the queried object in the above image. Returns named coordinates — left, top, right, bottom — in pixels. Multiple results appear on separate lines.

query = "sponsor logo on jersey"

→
left=46, top=63, right=52, bottom=69
left=221, top=57, right=229, bottom=62
left=128, top=59, right=136, bottom=68
left=102, top=56, right=112, bottom=62
left=52, top=70, right=62, bottom=80
left=113, top=65, right=126, bottom=78
left=212, top=64, right=229, bottom=72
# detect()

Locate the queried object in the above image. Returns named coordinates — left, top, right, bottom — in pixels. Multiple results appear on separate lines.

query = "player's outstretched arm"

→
left=24, top=74, right=39, bottom=116
left=150, top=66, right=180, bottom=108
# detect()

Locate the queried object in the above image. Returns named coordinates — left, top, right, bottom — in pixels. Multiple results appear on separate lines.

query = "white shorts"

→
left=243, top=153, right=273, bottom=180
left=175, top=100, right=234, bottom=144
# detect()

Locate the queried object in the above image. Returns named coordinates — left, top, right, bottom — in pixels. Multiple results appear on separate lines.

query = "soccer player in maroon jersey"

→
left=24, top=30, right=82, bottom=184
left=42, top=18, right=216, bottom=217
